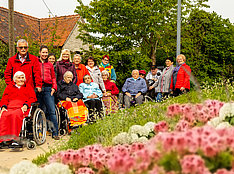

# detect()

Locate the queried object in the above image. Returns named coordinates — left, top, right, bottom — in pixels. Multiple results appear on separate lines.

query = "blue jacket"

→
left=122, top=77, right=147, bottom=95
left=79, top=82, right=103, bottom=102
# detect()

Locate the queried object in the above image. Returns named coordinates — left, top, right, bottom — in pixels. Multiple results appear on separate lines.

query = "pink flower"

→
left=75, top=167, right=95, bottom=174
left=154, top=121, right=169, bottom=133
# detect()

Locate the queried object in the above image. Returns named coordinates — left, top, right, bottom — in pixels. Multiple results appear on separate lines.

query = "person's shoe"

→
left=9, top=141, right=23, bottom=148
left=52, top=136, right=60, bottom=140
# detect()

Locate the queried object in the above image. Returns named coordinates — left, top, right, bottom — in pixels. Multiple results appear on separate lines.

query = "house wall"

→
left=62, top=23, right=89, bottom=53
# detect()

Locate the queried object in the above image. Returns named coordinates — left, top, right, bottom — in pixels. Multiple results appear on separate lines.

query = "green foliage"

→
left=182, top=9, right=234, bottom=83
left=0, top=41, right=9, bottom=78
left=76, top=0, right=208, bottom=65
left=204, top=151, right=233, bottom=173
left=0, top=79, right=6, bottom=99
left=158, top=151, right=181, bottom=172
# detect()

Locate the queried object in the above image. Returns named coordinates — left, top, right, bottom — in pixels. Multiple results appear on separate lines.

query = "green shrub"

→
left=0, top=79, right=6, bottom=99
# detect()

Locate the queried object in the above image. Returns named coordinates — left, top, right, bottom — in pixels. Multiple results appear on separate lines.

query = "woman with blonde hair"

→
left=56, top=49, right=77, bottom=83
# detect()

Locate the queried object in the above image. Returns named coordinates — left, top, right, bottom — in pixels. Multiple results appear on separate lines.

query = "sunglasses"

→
left=18, top=46, right=28, bottom=49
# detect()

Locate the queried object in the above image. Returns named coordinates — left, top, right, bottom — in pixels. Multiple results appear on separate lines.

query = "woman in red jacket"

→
left=101, top=70, right=119, bottom=115
left=170, top=54, right=191, bottom=97
left=37, top=45, right=59, bottom=140
left=0, top=71, right=36, bottom=145
left=73, top=54, right=90, bottom=87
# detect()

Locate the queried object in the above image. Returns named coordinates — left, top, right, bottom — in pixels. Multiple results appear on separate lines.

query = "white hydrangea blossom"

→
left=129, top=133, right=139, bottom=144
left=10, top=160, right=41, bottom=174
left=136, top=137, right=148, bottom=143
left=128, top=125, right=150, bottom=137
left=144, top=122, right=156, bottom=132
left=112, top=132, right=131, bottom=145
left=207, top=117, right=223, bottom=127
left=42, top=162, right=72, bottom=174
left=216, top=122, right=232, bottom=129
left=219, top=103, right=234, bottom=120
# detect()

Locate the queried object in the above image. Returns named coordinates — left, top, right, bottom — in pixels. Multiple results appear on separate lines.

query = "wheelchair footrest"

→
left=9, top=142, right=23, bottom=149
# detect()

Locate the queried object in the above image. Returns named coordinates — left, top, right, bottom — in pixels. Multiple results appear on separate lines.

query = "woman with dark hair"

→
left=37, top=45, right=59, bottom=140
left=155, top=57, right=174, bottom=102
left=85, top=57, right=106, bottom=92
left=48, top=53, right=56, bottom=65
left=170, top=54, right=191, bottom=97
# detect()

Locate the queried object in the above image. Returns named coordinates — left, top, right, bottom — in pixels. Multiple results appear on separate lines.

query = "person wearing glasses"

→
left=56, top=49, right=77, bottom=84
left=4, top=39, right=42, bottom=91
left=99, top=55, right=117, bottom=82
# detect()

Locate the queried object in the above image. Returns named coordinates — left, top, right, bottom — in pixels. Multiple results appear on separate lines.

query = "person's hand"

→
left=0, top=108, right=7, bottom=118
left=66, top=97, right=72, bottom=102
left=149, top=86, right=154, bottom=90
left=51, top=88, right=55, bottom=96
left=135, top=92, right=141, bottom=99
left=72, top=98, right=78, bottom=102
left=107, top=92, right=111, bottom=96
left=92, top=93, right=98, bottom=98
left=37, top=87, right=42, bottom=92
left=125, top=92, right=131, bottom=97
left=21, top=105, right=27, bottom=113
left=180, top=87, right=185, bottom=91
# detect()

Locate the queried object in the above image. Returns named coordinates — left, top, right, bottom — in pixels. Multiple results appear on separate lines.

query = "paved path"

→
left=0, top=135, right=69, bottom=173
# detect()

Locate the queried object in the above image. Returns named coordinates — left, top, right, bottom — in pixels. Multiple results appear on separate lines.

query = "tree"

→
left=182, top=9, right=234, bottom=83
left=0, top=41, right=9, bottom=78
left=75, top=0, right=208, bottom=65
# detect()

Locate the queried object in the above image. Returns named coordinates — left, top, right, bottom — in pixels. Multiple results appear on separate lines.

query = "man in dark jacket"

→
left=4, top=39, right=42, bottom=91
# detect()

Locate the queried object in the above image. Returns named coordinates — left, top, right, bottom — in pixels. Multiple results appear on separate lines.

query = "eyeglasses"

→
left=84, top=77, right=91, bottom=80
left=139, top=74, right=145, bottom=76
left=18, top=46, right=28, bottom=50
left=103, top=59, right=109, bottom=61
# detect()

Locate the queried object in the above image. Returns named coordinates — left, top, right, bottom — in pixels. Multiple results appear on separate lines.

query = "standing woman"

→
left=85, top=57, right=106, bottom=93
left=170, top=54, right=191, bottom=97
left=56, top=49, right=77, bottom=84
left=37, top=45, right=59, bottom=140
left=99, top=55, right=117, bottom=82
left=73, top=54, right=90, bottom=87
left=156, top=57, right=174, bottom=102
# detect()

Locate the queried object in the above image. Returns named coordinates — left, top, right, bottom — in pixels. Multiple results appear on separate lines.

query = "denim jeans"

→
left=156, top=92, right=163, bottom=102
left=37, top=87, right=58, bottom=137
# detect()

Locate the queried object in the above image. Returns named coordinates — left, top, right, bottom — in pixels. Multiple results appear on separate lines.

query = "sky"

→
left=0, top=0, right=233, bottom=23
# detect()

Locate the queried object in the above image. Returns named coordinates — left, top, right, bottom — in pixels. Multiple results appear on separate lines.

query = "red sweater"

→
left=39, top=59, right=57, bottom=90
left=170, top=63, right=191, bottom=90
left=4, top=53, right=42, bottom=88
left=75, top=64, right=90, bottom=87
left=103, top=79, right=119, bottom=95
left=0, top=83, right=37, bottom=109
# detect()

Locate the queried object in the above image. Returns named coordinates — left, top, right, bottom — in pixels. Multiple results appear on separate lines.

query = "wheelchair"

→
left=1, top=103, right=47, bottom=150
left=56, top=100, right=89, bottom=135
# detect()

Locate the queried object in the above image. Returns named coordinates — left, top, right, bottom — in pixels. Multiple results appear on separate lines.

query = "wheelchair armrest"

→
left=31, top=102, right=40, bottom=107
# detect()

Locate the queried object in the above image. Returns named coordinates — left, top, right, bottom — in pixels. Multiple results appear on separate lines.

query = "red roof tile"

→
left=0, top=7, right=80, bottom=46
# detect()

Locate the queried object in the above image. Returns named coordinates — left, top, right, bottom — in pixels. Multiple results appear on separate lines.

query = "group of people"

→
left=0, top=38, right=191, bottom=146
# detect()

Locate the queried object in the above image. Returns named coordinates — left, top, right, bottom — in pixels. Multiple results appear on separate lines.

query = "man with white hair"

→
left=122, top=70, right=147, bottom=108
left=4, top=39, right=42, bottom=91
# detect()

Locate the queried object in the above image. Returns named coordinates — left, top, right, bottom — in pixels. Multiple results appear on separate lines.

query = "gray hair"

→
left=132, top=69, right=139, bottom=75
left=73, top=54, right=82, bottom=61
left=17, top=39, right=28, bottom=47
left=63, top=71, right=73, bottom=79
left=58, top=49, right=72, bottom=62
left=13, top=71, right=26, bottom=82
left=101, top=70, right=109, bottom=78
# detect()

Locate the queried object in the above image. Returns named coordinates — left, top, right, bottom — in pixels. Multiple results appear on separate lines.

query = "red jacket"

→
left=104, top=79, right=119, bottom=95
left=0, top=83, right=37, bottom=109
left=170, top=63, right=191, bottom=90
left=4, top=53, right=42, bottom=88
left=75, top=64, right=90, bottom=87
left=39, top=59, right=57, bottom=90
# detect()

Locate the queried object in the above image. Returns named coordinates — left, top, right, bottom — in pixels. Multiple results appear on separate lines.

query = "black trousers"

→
left=84, top=99, right=103, bottom=120
left=173, top=88, right=189, bottom=97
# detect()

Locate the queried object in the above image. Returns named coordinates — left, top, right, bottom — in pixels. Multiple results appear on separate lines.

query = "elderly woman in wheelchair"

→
left=0, top=71, right=37, bottom=147
left=79, top=75, right=104, bottom=123
left=57, top=71, right=88, bottom=133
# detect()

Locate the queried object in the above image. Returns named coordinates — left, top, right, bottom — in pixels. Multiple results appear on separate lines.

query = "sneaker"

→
left=52, top=136, right=60, bottom=140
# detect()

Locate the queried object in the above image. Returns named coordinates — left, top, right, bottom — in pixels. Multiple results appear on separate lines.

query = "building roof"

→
left=0, top=7, right=80, bottom=46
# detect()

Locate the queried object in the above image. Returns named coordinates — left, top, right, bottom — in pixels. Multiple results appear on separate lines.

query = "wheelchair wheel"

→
left=27, top=140, right=36, bottom=150
left=32, top=108, right=47, bottom=145
left=55, top=105, right=61, bottom=130
left=144, top=95, right=154, bottom=103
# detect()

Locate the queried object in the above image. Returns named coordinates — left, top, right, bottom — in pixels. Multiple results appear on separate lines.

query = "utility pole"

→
left=8, top=0, right=15, bottom=57
left=176, top=0, right=181, bottom=57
